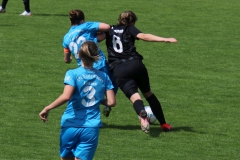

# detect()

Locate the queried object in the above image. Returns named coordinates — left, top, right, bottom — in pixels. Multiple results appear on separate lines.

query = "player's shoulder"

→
left=84, top=21, right=100, bottom=27
left=93, top=68, right=105, bottom=75
left=67, top=67, right=84, bottom=74
left=93, top=69, right=109, bottom=79
left=108, top=25, right=125, bottom=35
left=111, top=25, right=126, bottom=29
left=63, top=26, right=77, bottom=40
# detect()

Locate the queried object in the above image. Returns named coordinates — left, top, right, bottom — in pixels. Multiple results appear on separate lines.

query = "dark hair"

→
left=117, top=11, right=138, bottom=26
left=69, top=9, right=85, bottom=25
left=79, top=41, right=99, bottom=68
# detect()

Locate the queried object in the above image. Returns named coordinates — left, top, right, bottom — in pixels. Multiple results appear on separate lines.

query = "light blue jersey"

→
left=61, top=67, right=114, bottom=128
left=63, top=22, right=107, bottom=70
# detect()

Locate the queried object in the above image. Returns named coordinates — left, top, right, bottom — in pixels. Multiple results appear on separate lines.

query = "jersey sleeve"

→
left=86, top=22, right=101, bottom=33
left=64, top=70, right=76, bottom=87
left=129, top=26, right=142, bottom=38
left=105, top=74, right=114, bottom=91
left=62, top=34, right=69, bottom=49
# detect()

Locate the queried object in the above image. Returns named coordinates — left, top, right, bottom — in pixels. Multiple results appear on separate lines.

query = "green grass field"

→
left=0, top=0, right=240, bottom=159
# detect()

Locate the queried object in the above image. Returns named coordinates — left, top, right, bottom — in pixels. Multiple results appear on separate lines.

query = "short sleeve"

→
left=105, top=74, right=114, bottom=91
left=128, top=26, right=142, bottom=38
left=64, top=70, right=76, bottom=87
left=62, top=34, right=69, bottom=49
left=86, top=22, right=100, bottom=33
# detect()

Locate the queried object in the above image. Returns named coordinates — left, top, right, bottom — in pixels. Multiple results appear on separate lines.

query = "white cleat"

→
left=0, top=6, right=6, bottom=13
left=20, top=11, right=32, bottom=16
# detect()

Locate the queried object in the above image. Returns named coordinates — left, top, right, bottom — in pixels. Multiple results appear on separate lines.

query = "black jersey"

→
left=105, top=25, right=143, bottom=70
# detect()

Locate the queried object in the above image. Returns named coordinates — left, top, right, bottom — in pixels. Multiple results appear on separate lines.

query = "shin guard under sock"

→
left=133, top=100, right=145, bottom=116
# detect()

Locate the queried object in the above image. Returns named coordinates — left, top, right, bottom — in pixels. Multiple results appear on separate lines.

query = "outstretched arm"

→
left=39, top=85, right=74, bottom=122
left=136, top=33, right=177, bottom=43
left=98, top=22, right=110, bottom=32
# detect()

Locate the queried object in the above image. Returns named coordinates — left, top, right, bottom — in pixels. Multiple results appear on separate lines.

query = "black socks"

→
left=1, top=0, right=8, bottom=8
left=146, top=94, right=166, bottom=125
left=23, top=0, right=30, bottom=12
left=133, top=100, right=145, bottom=117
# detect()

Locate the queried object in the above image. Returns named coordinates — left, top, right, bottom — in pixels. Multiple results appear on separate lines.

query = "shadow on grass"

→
left=102, top=123, right=206, bottom=137
left=101, top=124, right=162, bottom=137
left=32, top=13, right=68, bottom=17
left=170, top=126, right=206, bottom=134
left=149, top=125, right=206, bottom=137
left=102, top=123, right=141, bottom=131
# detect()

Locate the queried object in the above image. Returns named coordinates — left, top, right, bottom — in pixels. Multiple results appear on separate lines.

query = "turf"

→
left=0, top=0, right=240, bottom=159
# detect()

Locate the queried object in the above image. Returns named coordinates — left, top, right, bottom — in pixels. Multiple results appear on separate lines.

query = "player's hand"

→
left=165, top=38, right=177, bottom=43
left=39, top=107, right=49, bottom=123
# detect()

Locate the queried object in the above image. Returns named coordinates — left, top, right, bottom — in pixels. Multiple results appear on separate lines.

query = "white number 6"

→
left=112, top=35, right=123, bottom=53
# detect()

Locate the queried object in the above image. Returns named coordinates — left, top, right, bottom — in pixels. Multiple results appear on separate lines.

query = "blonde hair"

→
left=117, top=11, right=138, bottom=26
left=79, top=41, right=100, bottom=68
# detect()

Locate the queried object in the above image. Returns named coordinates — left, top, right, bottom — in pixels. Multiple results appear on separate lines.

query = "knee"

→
left=143, top=91, right=153, bottom=99
left=130, top=93, right=142, bottom=103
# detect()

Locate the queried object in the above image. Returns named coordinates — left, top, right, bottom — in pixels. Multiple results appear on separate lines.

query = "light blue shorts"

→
left=60, top=127, right=100, bottom=160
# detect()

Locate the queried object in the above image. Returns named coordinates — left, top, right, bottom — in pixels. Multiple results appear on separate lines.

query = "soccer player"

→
left=0, top=0, right=32, bottom=16
left=39, top=41, right=116, bottom=160
left=104, top=11, right=177, bottom=133
left=62, top=9, right=118, bottom=117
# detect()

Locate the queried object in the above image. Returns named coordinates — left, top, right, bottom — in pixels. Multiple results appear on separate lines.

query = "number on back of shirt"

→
left=112, top=35, right=123, bottom=53
left=69, top=36, right=86, bottom=59
left=81, top=85, right=96, bottom=107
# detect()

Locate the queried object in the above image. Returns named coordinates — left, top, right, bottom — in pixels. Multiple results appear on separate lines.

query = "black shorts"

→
left=112, top=59, right=151, bottom=99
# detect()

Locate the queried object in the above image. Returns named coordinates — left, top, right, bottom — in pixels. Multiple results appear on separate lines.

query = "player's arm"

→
left=97, top=32, right=106, bottom=42
left=98, top=22, right=110, bottom=32
left=101, top=89, right=116, bottom=107
left=136, top=33, right=177, bottom=43
left=63, top=48, right=72, bottom=63
left=39, top=85, right=74, bottom=122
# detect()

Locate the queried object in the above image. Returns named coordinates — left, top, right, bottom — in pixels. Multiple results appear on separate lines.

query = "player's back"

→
left=105, top=25, right=143, bottom=70
left=63, top=22, right=107, bottom=69
left=61, top=67, right=112, bottom=128
left=63, top=22, right=99, bottom=58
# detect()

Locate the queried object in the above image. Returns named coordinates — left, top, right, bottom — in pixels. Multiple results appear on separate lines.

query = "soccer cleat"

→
left=139, top=110, right=150, bottom=133
left=103, top=106, right=111, bottom=117
left=20, top=11, right=32, bottom=16
left=0, top=6, right=6, bottom=13
left=161, top=123, right=172, bottom=132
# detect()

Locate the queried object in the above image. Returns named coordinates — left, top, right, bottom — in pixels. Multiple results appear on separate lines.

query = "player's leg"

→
left=113, top=60, right=149, bottom=133
left=130, top=92, right=150, bottom=134
left=137, top=62, right=172, bottom=132
left=20, top=0, right=31, bottom=16
left=23, top=0, right=30, bottom=12
left=60, top=127, right=79, bottom=160
left=0, top=0, right=8, bottom=13
left=143, top=91, right=172, bottom=131
left=74, top=127, right=100, bottom=160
